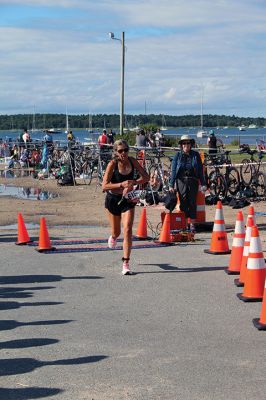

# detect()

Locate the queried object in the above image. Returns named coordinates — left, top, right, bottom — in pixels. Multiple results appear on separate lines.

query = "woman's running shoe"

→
left=122, top=261, right=132, bottom=275
left=108, top=235, right=117, bottom=249
left=189, top=223, right=196, bottom=233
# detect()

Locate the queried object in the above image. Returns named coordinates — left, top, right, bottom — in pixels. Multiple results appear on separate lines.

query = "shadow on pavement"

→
left=0, top=387, right=62, bottom=399
left=0, top=286, right=55, bottom=293
left=0, top=355, right=108, bottom=376
left=0, top=319, right=73, bottom=331
left=0, top=286, right=55, bottom=299
left=0, top=234, right=18, bottom=243
left=0, top=301, right=63, bottom=311
left=0, top=291, right=34, bottom=299
left=0, top=275, right=103, bottom=285
left=0, top=338, right=59, bottom=349
left=138, top=263, right=226, bottom=273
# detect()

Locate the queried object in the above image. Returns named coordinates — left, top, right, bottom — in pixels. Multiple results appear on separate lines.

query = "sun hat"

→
left=178, top=134, right=194, bottom=145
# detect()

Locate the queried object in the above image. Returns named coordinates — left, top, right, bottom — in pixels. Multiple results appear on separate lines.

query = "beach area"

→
left=0, top=174, right=266, bottom=233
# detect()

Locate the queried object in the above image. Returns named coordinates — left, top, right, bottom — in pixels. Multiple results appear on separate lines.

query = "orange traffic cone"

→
left=247, top=204, right=256, bottom=225
left=196, top=185, right=206, bottom=223
left=159, top=212, right=171, bottom=243
left=225, top=211, right=245, bottom=274
left=234, top=216, right=254, bottom=287
left=253, top=279, right=266, bottom=330
left=36, top=217, right=55, bottom=252
left=204, top=200, right=230, bottom=254
left=237, top=225, right=266, bottom=302
left=16, top=213, right=31, bottom=245
left=136, top=207, right=148, bottom=239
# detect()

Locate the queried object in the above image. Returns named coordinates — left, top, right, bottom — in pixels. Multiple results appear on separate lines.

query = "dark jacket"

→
left=169, top=149, right=205, bottom=188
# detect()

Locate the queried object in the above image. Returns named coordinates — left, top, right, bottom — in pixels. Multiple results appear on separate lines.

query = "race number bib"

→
left=124, top=189, right=141, bottom=203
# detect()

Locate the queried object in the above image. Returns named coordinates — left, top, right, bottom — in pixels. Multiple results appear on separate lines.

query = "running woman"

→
left=102, top=139, right=149, bottom=275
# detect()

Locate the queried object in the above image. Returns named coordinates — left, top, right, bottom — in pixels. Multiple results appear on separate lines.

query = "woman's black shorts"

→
left=105, top=192, right=136, bottom=216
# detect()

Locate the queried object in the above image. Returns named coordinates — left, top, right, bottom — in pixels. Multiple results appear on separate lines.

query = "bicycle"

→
left=240, top=148, right=265, bottom=196
left=74, top=149, right=93, bottom=185
left=96, top=147, right=112, bottom=184
left=205, top=153, right=227, bottom=199
left=145, top=148, right=171, bottom=193
left=206, top=150, right=240, bottom=198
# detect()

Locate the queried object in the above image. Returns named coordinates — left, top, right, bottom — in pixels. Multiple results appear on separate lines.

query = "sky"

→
left=1, top=0, right=266, bottom=118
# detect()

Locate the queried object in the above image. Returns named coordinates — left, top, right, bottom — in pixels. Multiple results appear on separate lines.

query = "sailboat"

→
left=160, top=115, right=168, bottom=131
left=196, top=89, right=208, bottom=138
left=87, top=113, right=94, bottom=133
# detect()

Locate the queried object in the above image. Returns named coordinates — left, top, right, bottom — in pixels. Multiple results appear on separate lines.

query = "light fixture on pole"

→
left=109, top=31, right=125, bottom=135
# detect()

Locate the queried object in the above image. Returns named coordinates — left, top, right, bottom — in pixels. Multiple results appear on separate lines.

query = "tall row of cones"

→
left=210, top=202, right=266, bottom=331
left=16, top=213, right=54, bottom=252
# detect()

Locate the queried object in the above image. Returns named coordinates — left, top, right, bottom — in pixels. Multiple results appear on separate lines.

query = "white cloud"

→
left=1, top=0, right=266, bottom=116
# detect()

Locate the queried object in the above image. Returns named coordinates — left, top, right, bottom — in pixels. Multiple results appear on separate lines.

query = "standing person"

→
left=98, top=129, right=108, bottom=148
left=154, top=128, right=163, bottom=147
left=67, top=130, right=75, bottom=149
left=107, top=129, right=115, bottom=145
left=169, top=135, right=206, bottom=233
left=67, top=130, right=75, bottom=142
left=135, top=129, right=150, bottom=147
left=43, top=131, right=53, bottom=145
left=22, top=128, right=31, bottom=148
left=207, top=130, right=217, bottom=154
left=102, top=139, right=149, bottom=275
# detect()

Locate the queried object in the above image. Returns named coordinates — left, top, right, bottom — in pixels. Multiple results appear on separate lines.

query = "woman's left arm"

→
left=131, top=157, right=150, bottom=185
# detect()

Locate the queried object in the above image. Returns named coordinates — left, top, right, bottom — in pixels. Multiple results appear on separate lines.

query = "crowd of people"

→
left=135, top=128, right=165, bottom=148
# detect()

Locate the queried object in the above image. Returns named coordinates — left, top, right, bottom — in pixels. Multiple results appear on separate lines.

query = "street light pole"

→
left=109, top=31, right=125, bottom=135
left=120, top=31, right=125, bottom=135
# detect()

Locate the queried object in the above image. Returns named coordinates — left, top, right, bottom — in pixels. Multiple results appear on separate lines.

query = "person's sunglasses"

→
left=182, top=142, right=191, bottom=145
left=117, top=148, right=129, bottom=154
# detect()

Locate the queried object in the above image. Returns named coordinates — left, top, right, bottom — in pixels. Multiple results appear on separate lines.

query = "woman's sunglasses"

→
left=117, top=148, right=129, bottom=154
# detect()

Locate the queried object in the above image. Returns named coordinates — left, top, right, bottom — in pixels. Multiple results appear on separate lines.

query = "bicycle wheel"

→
left=81, top=163, right=93, bottom=185
left=240, top=159, right=253, bottom=186
left=226, top=166, right=240, bottom=196
left=255, top=172, right=266, bottom=197
left=149, top=165, right=163, bottom=192
left=208, top=170, right=227, bottom=199
left=97, top=160, right=107, bottom=183
left=161, top=164, right=170, bottom=192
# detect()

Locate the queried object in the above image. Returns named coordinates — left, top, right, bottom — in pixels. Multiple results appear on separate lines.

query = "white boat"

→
left=83, top=137, right=94, bottom=145
left=46, top=128, right=61, bottom=134
left=238, top=125, right=246, bottom=131
left=196, top=129, right=208, bottom=138
left=248, top=124, right=258, bottom=129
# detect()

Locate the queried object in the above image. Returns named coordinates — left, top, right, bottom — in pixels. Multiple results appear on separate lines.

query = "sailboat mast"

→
left=65, top=105, right=69, bottom=132
left=200, top=91, right=203, bottom=129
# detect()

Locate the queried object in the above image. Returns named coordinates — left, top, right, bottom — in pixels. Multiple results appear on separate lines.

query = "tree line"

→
left=0, top=113, right=265, bottom=131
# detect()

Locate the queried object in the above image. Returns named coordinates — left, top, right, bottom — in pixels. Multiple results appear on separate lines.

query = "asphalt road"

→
left=0, top=224, right=266, bottom=400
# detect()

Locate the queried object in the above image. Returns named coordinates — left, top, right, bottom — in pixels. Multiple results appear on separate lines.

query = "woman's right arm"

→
left=169, top=153, right=178, bottom=190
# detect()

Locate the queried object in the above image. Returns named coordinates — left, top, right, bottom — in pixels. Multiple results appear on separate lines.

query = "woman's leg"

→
left=106, top=210, right=121, bottom=239
left=121, top=208, right=135, bottom=260
left=187, top=179, right=199, bottom=225
left=177, top=179, right=189, bottom=226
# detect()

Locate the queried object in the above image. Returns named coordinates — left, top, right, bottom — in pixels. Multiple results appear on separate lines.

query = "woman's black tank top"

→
left=111, top=158, right=135, bottom=184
